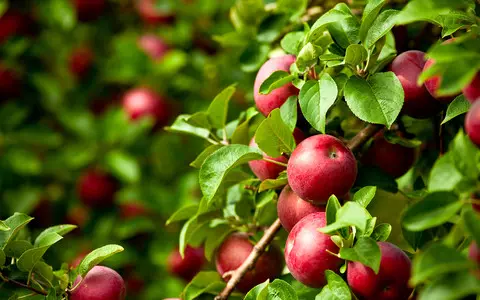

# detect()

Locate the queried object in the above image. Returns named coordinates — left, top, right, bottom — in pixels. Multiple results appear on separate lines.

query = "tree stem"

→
left=215, top=123, right=382, bottom=299
left=0, top=273, right=48, bottom=296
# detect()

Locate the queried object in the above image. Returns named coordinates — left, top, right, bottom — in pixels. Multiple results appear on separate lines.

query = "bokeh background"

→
left=0, top=0, right=255, bottom=298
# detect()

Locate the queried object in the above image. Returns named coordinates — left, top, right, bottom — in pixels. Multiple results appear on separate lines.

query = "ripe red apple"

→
left=463, top=73, right=480, bottom=104
left=248, top=128, right=305, bottom=181
left=77, top=170, right=118, bottom=208
left=0, top=64, right=21, bottom=101
left=167, top=246, right=205, bottom=282
left=465, top=100, right=480, bottom=147
left=277, top=185, right=325, bottom=232
left=135, top=0, right=175, bottom=24
left=72, top=0, right=106, bottom=22
left=124, top=272, right=145, bottom=296
left=138, top=34, right=169, bottom=60
left=469, top=242, right=480, bottom=264
left=347, top=242, right=412, bottom=300
left=122, top=87, right=171, bottom=128
left=215, top=233, right=284, bottom=292
left=70, top=266, right=126, bottom=300
left=285, top=212, right=342, bottom=287
left=31, top=199, right=54, bottom=228
left=286, top=134, right=357, bottom=204
left=390, top=50, right=441, bottom=118
left=119, top=202, right=148, bottom=219
left=69, top=47, right=94, bottom=79
left=0, top=10, right=32, bottom=44
left=361, top=133, right=416, bottom=178
left=253, top=55, right=299, bottom=116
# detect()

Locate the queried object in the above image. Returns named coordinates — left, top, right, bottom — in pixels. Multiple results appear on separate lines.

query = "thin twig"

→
left=215, top=123, right=383, bottom=299
left=1, top=275, right=48, bottom=296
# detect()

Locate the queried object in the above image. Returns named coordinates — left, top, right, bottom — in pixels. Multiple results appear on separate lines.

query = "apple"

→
left=122, top=87, right=171, bottom=128
left=70, top=266, right=126, bottom=300
left=167, top=246, right=205, bottom=282
left=254, top=55, right=299, bottom=116
left=138, top=34, right=170, bottom=60
left=72, top=0, right=106, bottom=22
left=347, top=242, right=412, bottom=300
left=69, top=47, right=94, bottom=79
left=31, top=199, right=54, bottom=228
left=77, top=170, right=118, bottom=208
left=119, top=202, right=148, bottom=219
left=390, top=50, right=441, bottom=118
left=277, top=185, right=325, bottom=232
left=469, top=242, right=480, bottom=263
left=287, top=134, right=357, bottom=204
left=361, top=133, right=416, bottom=178
left=215, top=233, right=283, bottom=292
left=124, top=272, right=145, bottom=296
left=465, top=100, right=480, bottom=147
left=285, top=212, right=342, bottom=287
left=463, top=73, right=480, bottom=104
left=0, top=10, right=32, bottom=44
left=248, top=128, right=305, bottom=181
left=135, top=0, right=175, bottom=25
left=0, top=64, right=21, bottom=101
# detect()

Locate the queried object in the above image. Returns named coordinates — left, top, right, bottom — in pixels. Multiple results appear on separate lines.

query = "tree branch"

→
left=215, top=123, right=383, bottom=299
left=1, top=275, right=48, bottom=296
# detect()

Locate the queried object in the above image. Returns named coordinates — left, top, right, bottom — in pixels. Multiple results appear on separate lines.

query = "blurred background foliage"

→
left=0, top=0, right=258, bottom=298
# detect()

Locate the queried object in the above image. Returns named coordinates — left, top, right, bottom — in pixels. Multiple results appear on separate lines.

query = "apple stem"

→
left=215, top=123, right=382, bottom=299
left=262, top=158, right=288, bottom=167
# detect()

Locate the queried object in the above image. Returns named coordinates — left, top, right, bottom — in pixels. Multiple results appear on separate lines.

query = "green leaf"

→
left=200, top=144, right=262, bottom=204
left=402, top=192, right=462, bottom=231
left=419, top=270, right=480, bottom=300
left=296, top=42, right=323, bottom=70
left=257, top=14, right=290, bottom=43
left=204, top=225, right=234, bottom=261
left=364, top=10, right=399, bottom=49
left=166, top=115, right=211, bottom=139
left=105, top=150, right=140, bottom=183
left=411, top=243, right=471, bottom=285
left=316, top=270, right=351, bottom=300
left=277, top=0, right=307, bottom=20
left=353, top=186, right=377, bottom=208
left=395, top=0, right=474, bottom=25
left=339, top=237, right=381, bottom=274
left=359, top=0, right=386, bottom=43
left=43, top=0, right=76, bottom=30
left=34, top=225, right=77, bottom=247
left=267, top=279, right=298, bottom=300
left=463, top=208, right=480, bottom=246
left=0, top=221, right=9, bottom=231
left=450, top=130, right=480, bottom=180
left=187, top=112, right=211, bottom=129
left=240, top=42, right=270, bottom=72
left=183, top=271, right=226, bottom=300
left=428, top=152, right=464, bottom=192
left=17, top=232, right=63, bottom=272
left=438, top=10, right=476, bottom=37
left=190, top=145, right=224, bottom=169
left=244, top=280, right=269, bottom=300
left=258, top=176, right=288, bottom=193
left=166, top=204, right=199, bottom=225
left=0, top=213, right=34, bottom=249
left=299, top=74, right=338, bottom=134
left=280, top=96, right=298, bottom=133
left=0, top=249, right=4, bottom=267
left=326, top=195, right=341, bottom=226
left=344, top=72, right=404, bottom=127
left=370, top=223, right=392, bottom=241
left=441, top=95, right=471, bottom=124
left=255, top=109, right=296, bottom=157
left=254, top=190, right=279, bottom=226
left=344, top=44, right=368, bottom=67
left=309, top=3, right=354, bottom=42
left=3, top=240, right=33, bottom=258
left=207, top=85, right=236, bottom=129
left=0, top=0, right=8, bottom=17
left=321, top=202, right=372, bottom=234
left=259, top=71, right=295, bottom=95
left=77, top=244, right=124, bottom=277
left=281, top=32, right=306, bottom=55
left=34, top=261, right=54, bottom=284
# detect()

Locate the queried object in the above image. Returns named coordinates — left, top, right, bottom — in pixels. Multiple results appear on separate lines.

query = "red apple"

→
left=135, top=0, right=175, bottom=25
left=138, top=34, right=169, bottom=60
left=277, top=185, right=325, bottom=232
left=0, top=10, right=32, bottom=44
left=72, top=0, right=106, bottom=22
left=248, top=128, right=305, bottom=181
left=119, top=202, right=148, bottom=220
left=69, top=47, right=94, bottom=79
left=465, top=100, right=480, bottom=147
left=347, top=242, right=412, bottom=300
left=287, top=134, right=357, bottom=204
left=254, top=55, right=299, bottom=116
left=124, top=272, right=145, bottom=296
left=390, top=50, right=441, bottom=118
left=463, top=73, right=480, bottom=104
left=122, top=87, right=171, bottom=128
left=77, top=170, right=118, bottom=208
left=361, top=133, right=416, bottom=178
left=70, top=266, right=126, bottom=300
left=0, top=64, right=21, bottom=101
left=469, top=242, right=480, bottom=264
left=31, top=199, right=54, bottom=228
left=285, top=212, right=342, bottom=287
left=215, top=233, right=283, bottom=292
left=167, top=246, right=205, bottom=282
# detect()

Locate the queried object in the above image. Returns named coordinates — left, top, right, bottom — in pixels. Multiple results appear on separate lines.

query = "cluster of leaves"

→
left=167, top=0, right=480, bottom=299
left=0, top=213, right=123, bottom=299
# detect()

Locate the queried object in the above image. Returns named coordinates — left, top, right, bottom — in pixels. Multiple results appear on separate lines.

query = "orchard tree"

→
left=166, top=0, right=480, bottom=299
